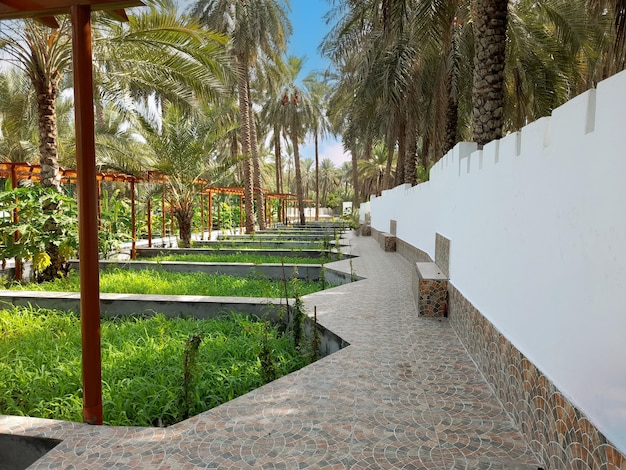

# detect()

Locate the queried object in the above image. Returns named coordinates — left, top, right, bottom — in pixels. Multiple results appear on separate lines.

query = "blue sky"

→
left=286, top=0, right=350, bottom=167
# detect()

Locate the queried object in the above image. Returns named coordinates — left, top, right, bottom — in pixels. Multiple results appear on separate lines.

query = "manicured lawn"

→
left=6, top=267, right=328, bottom=297
left=0, top=306, right=311, bottom=426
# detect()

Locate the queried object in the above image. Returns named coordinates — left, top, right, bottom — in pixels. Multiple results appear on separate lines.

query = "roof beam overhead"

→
left=0, top=0, right=143, bottom=22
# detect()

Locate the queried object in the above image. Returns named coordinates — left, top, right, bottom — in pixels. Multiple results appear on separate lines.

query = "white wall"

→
left=362, top=70, right=626, bottom=453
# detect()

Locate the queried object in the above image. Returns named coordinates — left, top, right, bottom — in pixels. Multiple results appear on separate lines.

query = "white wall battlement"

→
left=362, top=69, right=626, bottom=453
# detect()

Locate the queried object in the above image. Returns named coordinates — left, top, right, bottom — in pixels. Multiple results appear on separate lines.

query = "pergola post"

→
left=97, top=179, right=101, bottom=228
left=10, top=164, right=21, bottom=281
left=147, top=197, right=152, bottom=248
left=239, top=196, right=243, bottom=234
left=200, top=193, right=205, bottom=240
left=130, top=178, right=136, bottom=259
left=207, top=191, right=213, bottom=240
left=146, top=173, right=152, bottom=248
left=71, top=4, right=102, bottom=425
left=161, top=193, right=166, bottom=239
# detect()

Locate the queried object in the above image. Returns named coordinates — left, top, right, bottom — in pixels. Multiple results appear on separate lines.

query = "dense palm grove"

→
left=1, top=0, right=625, bottom=234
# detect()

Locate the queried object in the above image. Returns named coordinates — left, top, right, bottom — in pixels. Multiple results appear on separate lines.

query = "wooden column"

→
left=207, top=191, right=213, bottom=240
left=71, top=4, right=102, bottom=425
left=200, top=193, right=205, bottom=240
left=239, top=195, right=243, bottom=234
left=10, top=164, right=21, bottom=281
left=147, top=197, right=152, bottom=248
left=130, top=179, right=136, bottom=259
left=97, top=179, right=101, bottom=228
left=161, top=193, right=166, bottom=239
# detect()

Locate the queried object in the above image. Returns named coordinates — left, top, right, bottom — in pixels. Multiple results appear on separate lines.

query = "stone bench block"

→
left=412, top=262, right=448, bottom=317
left=379, top=232, right=396, bottom=252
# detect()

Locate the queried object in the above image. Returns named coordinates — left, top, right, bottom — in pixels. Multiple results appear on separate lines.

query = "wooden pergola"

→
left=0, top=0, right=145, bottom=425
left=201, top=187, right=302, bottom=232
left=0, top=162, right=171, bottom=259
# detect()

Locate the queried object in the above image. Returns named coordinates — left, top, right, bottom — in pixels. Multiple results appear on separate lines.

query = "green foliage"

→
left=0, top=185, right=77, bottom=274
left=182, top=334, right=202, bottom=420
left=7, top=267, right=329, bottom=297
left=0, top=306, right=310, bottom=426
left=258, top=320, right=277, bottom=383
left=99, top=188, right=133, bottom=257
left=150, top=252, right=328, bottom=264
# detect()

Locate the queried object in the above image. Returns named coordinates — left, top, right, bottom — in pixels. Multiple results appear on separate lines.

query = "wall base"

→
left=448, top=283, right=625, bottom=469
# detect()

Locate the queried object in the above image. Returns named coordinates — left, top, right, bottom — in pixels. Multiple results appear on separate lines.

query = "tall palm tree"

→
left=0, top=19, right=72, bottom=190
left=191, top=0, right=292, bottom=232
left=0, top=4, right=232, bottom=277
left=277, top=57, right=318, bottom=225
left=302, top=74, right=332, bottom=220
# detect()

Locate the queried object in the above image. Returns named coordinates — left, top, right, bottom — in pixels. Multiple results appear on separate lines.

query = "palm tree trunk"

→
left=33, top=72, right=66, bottom=282
left=404, top=124, right=417, bottom=185
left=394, top=120, right=406, bottom=186
left=471, top=0, right=509, bottom=146
left=315, top=132, right=319, bottom=221
left=35, top=78, right=61, bottom=192
left=291, top=116, right=306, bottom=225
left=382, top=136, right=395, bottom=190
left=175, top=203, right=193, bottom=248
left=248, top=80, right=265, bottom=230
left=274, top=125, right=282, bottom=193
left=351, top=146, right=359, bottom=206
left=236, top=54, right=255, bottom=233
left=443, top=22, right=461, bottom=155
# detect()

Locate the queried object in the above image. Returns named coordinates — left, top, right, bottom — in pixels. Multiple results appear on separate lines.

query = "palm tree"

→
left=319, top=158, right=338, bottom=206
left=191, top=0, right=291, bottom=232
left=137, top=104, right=233, bottom=247
left=357, top=141, right=391, bottom=197
left=276, top=57, right=318, bottom=225
left=0, top=4, right=232, bottom=276
left=302, top=73, right=332, bottom=220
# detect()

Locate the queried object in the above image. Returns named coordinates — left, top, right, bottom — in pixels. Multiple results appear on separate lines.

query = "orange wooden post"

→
left=130, top=179, right=136, bottom=259
left=161, top=193, right=166, bottom=239
left=200, top=193, right=205, bottom=240
left=97, top=179, right=102, bottom=228
left=10, top=164, right=21, bottom=281
left=239, top=195, right=243, bottom=234
left=147, top=197, right=152, bottom=248
left=71, top=4, right=102, bottom=425
left=207, top=191, right=213, bottom=240
left=170, top=204, right=175, bottom=236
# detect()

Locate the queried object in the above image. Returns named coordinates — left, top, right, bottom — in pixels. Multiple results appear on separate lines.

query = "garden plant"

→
left=0, top=306, right=314, bottom=426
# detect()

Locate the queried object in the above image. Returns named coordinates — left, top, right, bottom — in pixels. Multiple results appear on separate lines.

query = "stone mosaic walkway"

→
left=0, top=232, right=542, bottom=469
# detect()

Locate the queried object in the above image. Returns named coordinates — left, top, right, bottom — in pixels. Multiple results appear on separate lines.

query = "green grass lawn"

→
left=149, top=252, right=328, bottom=265
left=0, top=306, right=311, bottom=426
left=6, top=267, right=328, bottom=297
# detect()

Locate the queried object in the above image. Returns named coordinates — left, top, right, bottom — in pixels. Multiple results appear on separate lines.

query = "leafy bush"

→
left=0, top=185, right=78, bottom=275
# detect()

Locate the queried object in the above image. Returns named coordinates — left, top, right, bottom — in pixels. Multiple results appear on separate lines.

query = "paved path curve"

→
left=0, top=231, right=541, bottom=469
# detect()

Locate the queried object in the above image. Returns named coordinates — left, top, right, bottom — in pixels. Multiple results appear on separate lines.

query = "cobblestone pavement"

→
left=0, top=232, right=542, bottom=469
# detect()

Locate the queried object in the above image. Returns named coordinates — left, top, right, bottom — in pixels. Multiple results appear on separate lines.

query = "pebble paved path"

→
left=0, top=231, right=542, bottom=469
